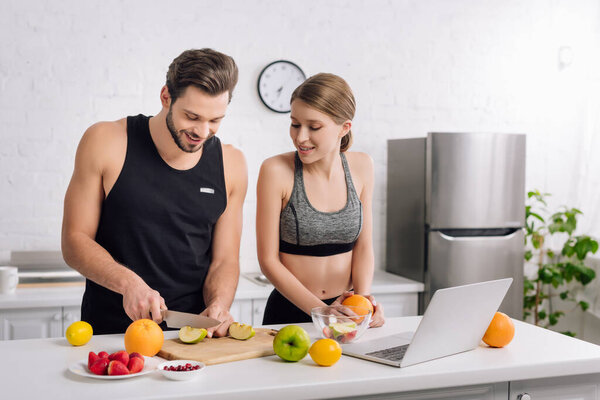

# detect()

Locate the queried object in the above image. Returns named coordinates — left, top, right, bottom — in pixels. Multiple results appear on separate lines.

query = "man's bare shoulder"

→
left=80, top=119, right=127, bottom=149
left=77, top=119, right=128, bottom=172
left=221, top=143, right=245, bottom=163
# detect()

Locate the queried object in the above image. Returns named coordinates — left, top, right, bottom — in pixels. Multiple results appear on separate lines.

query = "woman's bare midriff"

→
left=279, top=251, right=353, bottom=300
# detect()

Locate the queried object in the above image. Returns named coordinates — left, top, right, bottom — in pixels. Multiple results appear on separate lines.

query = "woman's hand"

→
left=331, top=290, right=354, bottom=306
left=365, top=294, right=385, bottom=328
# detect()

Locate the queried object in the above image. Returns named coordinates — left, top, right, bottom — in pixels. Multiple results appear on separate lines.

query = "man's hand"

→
left=122, top=280, right=166, bottom=324
left=200, top=303, right=234, bottom=338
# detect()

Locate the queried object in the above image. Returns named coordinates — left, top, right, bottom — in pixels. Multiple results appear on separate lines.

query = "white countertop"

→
left=2, top=316, right=600, bottom=399
left=0, top=270, right=423, bottom=309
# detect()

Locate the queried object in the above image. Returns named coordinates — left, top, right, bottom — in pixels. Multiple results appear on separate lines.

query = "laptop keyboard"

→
left=366, top=344, right=409, bottom=362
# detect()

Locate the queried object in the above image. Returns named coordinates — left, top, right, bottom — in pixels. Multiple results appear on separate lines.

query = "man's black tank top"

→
left=81, top=114, right=227, bottom=334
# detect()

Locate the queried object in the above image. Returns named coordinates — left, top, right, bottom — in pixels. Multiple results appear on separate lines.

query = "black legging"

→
left=262, top=289, right=337, bottom=325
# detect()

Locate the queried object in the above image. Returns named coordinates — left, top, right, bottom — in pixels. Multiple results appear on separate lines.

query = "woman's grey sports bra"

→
left=279, top=152, right=363, bottom=257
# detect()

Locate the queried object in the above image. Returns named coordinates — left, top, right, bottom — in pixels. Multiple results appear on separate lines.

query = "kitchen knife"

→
left=161, top=310, right=222, bottom=329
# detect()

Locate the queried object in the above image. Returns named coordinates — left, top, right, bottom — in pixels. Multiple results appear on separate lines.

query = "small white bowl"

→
left=157, top=360, right=205, bottom=381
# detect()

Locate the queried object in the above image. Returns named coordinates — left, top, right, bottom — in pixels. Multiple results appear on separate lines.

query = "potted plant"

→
left=524, top=190, right=598, bottom=336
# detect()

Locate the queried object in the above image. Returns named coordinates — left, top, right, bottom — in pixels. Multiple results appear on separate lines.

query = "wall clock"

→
left=257, top=60, right=306, bottom=113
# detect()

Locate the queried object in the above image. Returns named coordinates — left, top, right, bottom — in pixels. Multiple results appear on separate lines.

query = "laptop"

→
left=342, top=278, right=513, bottom=367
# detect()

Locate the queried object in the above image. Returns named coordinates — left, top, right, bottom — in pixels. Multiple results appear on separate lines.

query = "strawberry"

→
left=89, top=358, right=110, bottom=375
left=129, top=352, right=144, bottom=360
left=88, top=352, right=100, bottom=370
left=98, top=351, right=109, bottom=359
left=108, top=350, right=129, bottom=366
left=107, top=360, right=129, bottom=376
left=127, top=356, right=144, bottom=374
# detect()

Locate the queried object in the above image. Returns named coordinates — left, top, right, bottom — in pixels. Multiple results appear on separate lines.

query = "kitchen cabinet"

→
left=350, top=383, right=508, bottom=400
left=509, top=373, right=599, bottom=400
left=229, top=298, right=267, bottom=325
left=0, top=306, right=81, bottom=340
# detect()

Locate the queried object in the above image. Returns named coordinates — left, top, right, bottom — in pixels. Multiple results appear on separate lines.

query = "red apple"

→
left=127, top=357, right=144, bottom=374
left=108, top=350, right=129, bottom=366
left=107, top=360, right=129, bottom=376
left=88, top=352, right=100, bottom=370
left=89, top=358, right=109, bottom=375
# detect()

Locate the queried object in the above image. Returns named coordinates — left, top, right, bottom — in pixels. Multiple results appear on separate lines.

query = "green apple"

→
left=329, top=322, right=357, bottom=339
left=272, top=325, right=311, bottom=362
left=178, top=326, right=208, bottom=344
left=229, top=322, right=256, bottom=340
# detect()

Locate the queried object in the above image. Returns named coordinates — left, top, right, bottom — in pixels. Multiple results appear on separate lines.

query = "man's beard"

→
left=166, top=107, right=204, bottom=153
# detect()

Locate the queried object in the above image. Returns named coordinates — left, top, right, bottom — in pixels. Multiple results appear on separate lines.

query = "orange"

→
left=342, top=294, right=374, bottom=323
left=482, top=312, right=515, bottom=348
left=124, top=319, right=164, bottom=356
left=309, top=339, right=342, bottom=366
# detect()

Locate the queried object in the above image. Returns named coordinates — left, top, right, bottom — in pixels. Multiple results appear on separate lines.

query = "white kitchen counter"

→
left=0, top=269, right=423, bottom=309
left=2, top=317, right=600, bottom=399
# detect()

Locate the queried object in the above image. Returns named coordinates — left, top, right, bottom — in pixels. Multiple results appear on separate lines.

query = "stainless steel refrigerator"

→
left=386, top=132, right=526, bottom=319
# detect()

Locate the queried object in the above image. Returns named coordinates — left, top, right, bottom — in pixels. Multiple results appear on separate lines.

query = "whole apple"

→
left=273, top=325, right=311, bottom=362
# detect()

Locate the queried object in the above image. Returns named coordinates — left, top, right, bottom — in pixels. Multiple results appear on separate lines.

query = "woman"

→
left=256, top=73, right=384, bottom=327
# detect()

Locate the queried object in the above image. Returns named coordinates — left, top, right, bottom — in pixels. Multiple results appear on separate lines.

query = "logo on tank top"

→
left=200, top=187, right=215, bottom=194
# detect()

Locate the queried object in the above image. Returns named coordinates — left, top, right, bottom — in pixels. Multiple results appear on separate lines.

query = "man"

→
left=62, top=49, right=247, bottom=336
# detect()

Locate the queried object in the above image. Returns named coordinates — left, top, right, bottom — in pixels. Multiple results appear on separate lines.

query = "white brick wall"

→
left=1, top=0, right=599, bottom=272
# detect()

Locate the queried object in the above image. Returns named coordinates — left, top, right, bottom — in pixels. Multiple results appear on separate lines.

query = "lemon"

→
left=65, top=321, right=93, bottom=346
left=309, top=338, right=342, bottom=366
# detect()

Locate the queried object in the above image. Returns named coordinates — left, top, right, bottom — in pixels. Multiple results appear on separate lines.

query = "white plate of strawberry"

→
left=69, top=350, right=160, bottom=380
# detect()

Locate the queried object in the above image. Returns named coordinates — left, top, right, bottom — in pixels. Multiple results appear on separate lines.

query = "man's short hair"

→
left=166, top=48, right=239, bottom=103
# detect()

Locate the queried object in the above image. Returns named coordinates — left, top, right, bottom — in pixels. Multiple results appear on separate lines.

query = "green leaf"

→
left=580, top=267, right=596, bottom=285
left=538, top=267, right=553, bottom=284
left=559, top=290, right=569, bottom=300
left=562, top=331, right=576, bottom=337
left=523, top=311, right=531, bottom=319
left=548, top=311, right=564, bottom=326
left=579, top=301, right=590, bottom=311
left=538, top=310, right=547, bottom=320
left=524, top=250, right=533, bottom=261
left=523, top=295, right=537, bottom=310
left=529, top=212, right=545, bottom=223
left=524, top=280, right=535, bottom=292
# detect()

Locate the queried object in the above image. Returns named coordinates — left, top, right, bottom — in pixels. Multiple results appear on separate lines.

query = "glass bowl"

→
left=311, top=305, right=371, bottom=344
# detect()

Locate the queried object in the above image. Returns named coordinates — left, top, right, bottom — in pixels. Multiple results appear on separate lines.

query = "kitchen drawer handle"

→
left=53, top=313, right=61, bottom=321
left=517, top=394, right=531, bottom=400
left=64, top=313, right=73, bottom=321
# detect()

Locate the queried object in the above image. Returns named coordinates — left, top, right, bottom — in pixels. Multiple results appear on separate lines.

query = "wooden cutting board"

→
left=157, top=328, right=278, bottom=365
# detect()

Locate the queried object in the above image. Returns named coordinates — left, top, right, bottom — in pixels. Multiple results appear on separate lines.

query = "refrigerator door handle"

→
left=436, top=228, right=522, bottom=241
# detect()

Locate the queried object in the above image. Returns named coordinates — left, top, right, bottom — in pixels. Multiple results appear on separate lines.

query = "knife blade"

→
left=161, top=310, right=222, bottom=329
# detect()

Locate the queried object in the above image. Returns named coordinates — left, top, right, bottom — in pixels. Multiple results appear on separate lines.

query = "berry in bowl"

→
left=157, top=360, right=205, bottom=381
left=311, top=305, right=371, bottom=344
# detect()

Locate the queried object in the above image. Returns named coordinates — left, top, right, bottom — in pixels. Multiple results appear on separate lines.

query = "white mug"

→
left=0, top=266, right=19, bottom=294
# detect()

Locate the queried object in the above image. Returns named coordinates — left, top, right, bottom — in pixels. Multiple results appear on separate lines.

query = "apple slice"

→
left=178, top=326, right=208, bottom=344
left=329, top=322, right=357, bottom=339
left=229, top=322, right=255, bottom=340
